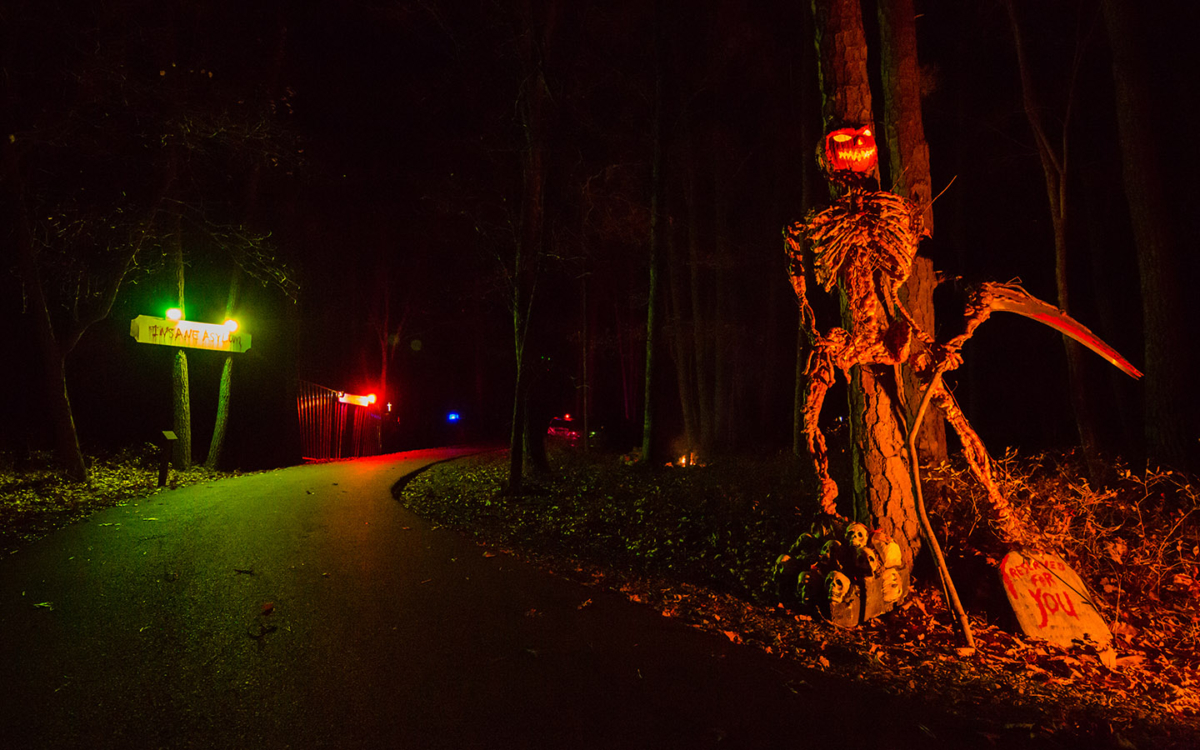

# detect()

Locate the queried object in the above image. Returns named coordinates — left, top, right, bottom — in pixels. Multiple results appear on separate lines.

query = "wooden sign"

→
left=1000, top=551, right=1113, bottom=655
left=130, top=315, right=251, bottom=353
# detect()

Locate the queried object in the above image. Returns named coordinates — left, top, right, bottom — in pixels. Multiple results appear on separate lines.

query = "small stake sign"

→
left=1000, top=550, right=1114, bottom=659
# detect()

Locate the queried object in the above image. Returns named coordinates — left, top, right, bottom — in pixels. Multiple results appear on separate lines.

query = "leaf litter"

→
left=400, top=444, right=1200, bottom=748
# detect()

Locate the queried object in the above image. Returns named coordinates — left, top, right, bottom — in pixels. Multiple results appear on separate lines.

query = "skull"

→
left=772, top=553, right=792, bottom=575
left=881, top=568, right=903, bottom=603
left=826, top=571, right=851, bottom=604
left=880, top=541, right=902, bottom=569
left=796, top=571, right=813, bottom=603
left=857, top=546, right=881, bottom=577
left=820, top=539, right=842, bottom=563
left=789, top=533, right=817, bottom=559
left=845, top=523, right=869, bottom=549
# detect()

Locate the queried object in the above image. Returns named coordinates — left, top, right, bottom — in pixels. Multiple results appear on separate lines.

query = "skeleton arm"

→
left=784, top=222, right=819, bottom=341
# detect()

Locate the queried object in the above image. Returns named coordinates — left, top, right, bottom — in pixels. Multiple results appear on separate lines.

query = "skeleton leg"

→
left=928, top=382, right=1025, bottom=545
left=803, top=334, right=846, bottom=516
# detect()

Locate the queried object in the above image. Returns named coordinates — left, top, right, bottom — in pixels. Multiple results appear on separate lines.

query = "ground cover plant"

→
left=3, top=441, right=1197, bottom=746
left=0, top=445, right=240, bottom=556
left=399, top=441, right=1200, bottom=749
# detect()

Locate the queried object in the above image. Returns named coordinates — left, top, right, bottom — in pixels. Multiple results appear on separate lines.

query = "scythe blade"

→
left=979, top=283, right=1143, bottom=380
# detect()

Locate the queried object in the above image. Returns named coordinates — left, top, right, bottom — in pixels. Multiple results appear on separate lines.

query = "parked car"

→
left=546, top=415, right=582, bottom=445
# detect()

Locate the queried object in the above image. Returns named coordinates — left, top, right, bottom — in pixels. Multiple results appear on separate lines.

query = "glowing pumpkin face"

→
left=823, top=125, right=877, bottom=174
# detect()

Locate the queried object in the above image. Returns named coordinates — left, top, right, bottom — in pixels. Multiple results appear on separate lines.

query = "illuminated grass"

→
left=0, top=445, right=240, bottom=555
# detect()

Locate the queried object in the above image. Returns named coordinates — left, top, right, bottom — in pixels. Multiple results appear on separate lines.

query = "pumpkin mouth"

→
left=834, top=145, right=876, bottom=167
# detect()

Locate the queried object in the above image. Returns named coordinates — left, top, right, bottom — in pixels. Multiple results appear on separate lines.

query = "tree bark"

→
left=1004, top=0, right=1105, bottom=479
left=507, top=0, right=555, bottom=492
left=5, top=131, right=154, bottom=481
left=1102, top=0, right=1196, bottom=470
left=170, top=213, right=192, bottom=471
left=877, top=0, right=948, bottom=467
left=204, top=267, right=241, bottom=471
left=640, top=3, right=664, bottom=464
left=9, top=177, right=88, bottom=482
left=684, top=141, right=715, bottom=456
left=811, top=0, right=920, bottom=565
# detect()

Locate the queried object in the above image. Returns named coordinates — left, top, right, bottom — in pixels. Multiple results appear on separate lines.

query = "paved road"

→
left=1, top=448, right=1063, bottom=749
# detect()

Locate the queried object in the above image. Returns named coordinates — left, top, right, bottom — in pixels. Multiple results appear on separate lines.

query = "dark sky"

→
left=3, top=0, right=1197, bottom=466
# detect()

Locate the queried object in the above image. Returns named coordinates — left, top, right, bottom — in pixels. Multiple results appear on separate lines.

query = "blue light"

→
left=447, top=412, right=461, bottom=422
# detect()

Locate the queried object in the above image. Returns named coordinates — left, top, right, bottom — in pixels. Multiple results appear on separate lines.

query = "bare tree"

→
left=878, top=0, right=948, bottom=467
left=1004, top=0, right=1106, bottom=479
left=1101, top=0, right=1197, bottom=471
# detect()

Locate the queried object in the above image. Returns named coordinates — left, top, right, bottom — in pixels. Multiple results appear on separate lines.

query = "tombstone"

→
left=999, top=550, right=1114, bottom=660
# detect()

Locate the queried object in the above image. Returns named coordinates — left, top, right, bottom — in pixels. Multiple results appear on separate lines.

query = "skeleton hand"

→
left=928, top=341, right=963, bottom=374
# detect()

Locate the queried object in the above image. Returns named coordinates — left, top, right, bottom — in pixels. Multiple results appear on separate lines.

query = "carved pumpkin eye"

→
left=832, top=134, right=852, bottom=143
left=861, top=129, right=872, bottom=137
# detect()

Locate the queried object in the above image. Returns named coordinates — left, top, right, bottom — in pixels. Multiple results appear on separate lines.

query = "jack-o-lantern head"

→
left=820, top=125, right=877, bottom=177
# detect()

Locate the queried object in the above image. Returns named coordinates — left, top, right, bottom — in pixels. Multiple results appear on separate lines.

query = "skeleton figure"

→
left=785, top=124, right=1143, bottom=546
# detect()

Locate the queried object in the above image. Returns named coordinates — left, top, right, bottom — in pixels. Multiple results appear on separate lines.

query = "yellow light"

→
left=166, top=308, right=183, bottom=321
left=224, top=319, right=239, bottom=332
left=337, top=391, right=374, bottom=407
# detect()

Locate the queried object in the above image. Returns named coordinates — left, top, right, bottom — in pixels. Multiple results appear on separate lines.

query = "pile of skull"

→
left=774, top=517, right=907, bottom=626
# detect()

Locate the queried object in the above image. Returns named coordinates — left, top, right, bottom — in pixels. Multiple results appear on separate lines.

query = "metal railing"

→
left=297, top=380, right=381, bottom=460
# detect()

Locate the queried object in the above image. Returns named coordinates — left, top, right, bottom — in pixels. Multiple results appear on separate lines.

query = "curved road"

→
left=2, top=448, right=1062, bottom=749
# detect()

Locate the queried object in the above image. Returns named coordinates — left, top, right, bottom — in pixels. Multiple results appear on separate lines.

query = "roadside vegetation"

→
left=3, top=440, right=1197, bottom=746
left=399, top=440, right=1200, bottom=749
left=0, top=445, right=240, bottom=556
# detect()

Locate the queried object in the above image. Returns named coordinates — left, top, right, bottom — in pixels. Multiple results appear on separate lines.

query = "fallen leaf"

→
left=34, top=602, right=53, bottom=610
left=1116, top=654, right=1146, bottom=669
left=261, top=602, right=275, bottom=616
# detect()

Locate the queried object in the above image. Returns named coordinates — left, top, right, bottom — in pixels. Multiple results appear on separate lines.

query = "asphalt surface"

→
left=1, top=448, right=1069, bottom=749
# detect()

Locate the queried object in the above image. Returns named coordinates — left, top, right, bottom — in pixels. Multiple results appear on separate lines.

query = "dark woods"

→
left=1, top=0, right=1196, bottom=476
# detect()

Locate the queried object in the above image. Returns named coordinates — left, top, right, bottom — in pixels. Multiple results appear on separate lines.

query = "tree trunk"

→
left=10, top=182, right=89, bottom=482
left=170, top=215, right=192, bottom=471
left=877, top=0, right=947, bottom=467
left=684, top=144, right=715, bottom=456
left=1102, top=0, right=1196, bottom=470
left=792, top=3, right=818, bottom=459
left=668, top=215, right=700, bottom=458
left=204, top=268, right=241, bottom=470
left=1005, top=0, right=1105, bottom=479
left=508, top=362, right=528, bottom=492
left=811, top=0, right=919, bottom=564
left=507, top=0, right=554, bottom=492
left=640, top=6, right=663, bottom=464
